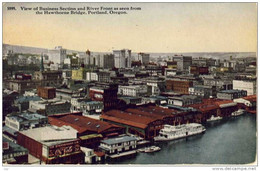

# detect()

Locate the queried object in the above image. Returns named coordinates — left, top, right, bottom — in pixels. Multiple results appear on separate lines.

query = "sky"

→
left=3, top=3, right=257, bottom=53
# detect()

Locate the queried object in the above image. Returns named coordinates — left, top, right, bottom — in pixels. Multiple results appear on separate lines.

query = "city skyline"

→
left=3, top=3, right=257, bottom=53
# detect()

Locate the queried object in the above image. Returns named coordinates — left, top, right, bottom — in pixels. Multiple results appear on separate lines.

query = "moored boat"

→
left=154, top=123, right=206, bottom=142
left=138, top=146, right=161, bottom=153
left=231, top=109, right=246, bottom=116
left=207, top=115, right=223, bottom=122
left=144, top=146, right=161, bottom=153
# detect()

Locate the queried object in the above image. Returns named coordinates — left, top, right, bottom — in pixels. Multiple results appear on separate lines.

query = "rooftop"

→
left=192, top=85, right=212, bottom=89
left=169, top=95, right=200, bottom=100
left=82, top=101, right=103, bottom=105
left=49, top=114, right=123, bottom=134
left=219, top=89, right=246, bottom=94
left=119, top=85, right=146, bottom=89
left=102, top=109, right=162, bottom=129
left=3, top=89, right=19, bottom=95
left=101, top=135, right=137, bottom=145
left=242, top=95, right=257, bottom=102
left=3, top=137, right=28, bottom=155
left=102, top=106, right=182, bottom=129
left=6, top=113, right=47, bottom=122
left=3, top=126, right=17, bottom=136
left=32, top=98, right=68, bottom=105
left=18, top=125, right=78, bottom=142
left=15, top=96, right=41, bottom=103
left=167, top=105, right=197, bottom=112
left=118, top=96, right=142, bottom=100
left=188, top=99, right=237, bottom=112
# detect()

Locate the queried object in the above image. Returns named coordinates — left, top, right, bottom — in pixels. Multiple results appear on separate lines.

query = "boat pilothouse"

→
left=154, top=123, right=206, bottom=141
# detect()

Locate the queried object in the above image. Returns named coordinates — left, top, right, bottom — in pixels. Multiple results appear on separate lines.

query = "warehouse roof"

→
left=102, top=109, right=161, bottom=128
left=49, top=114, right=123, bottom=134
left=18, top=125, right=78, bottom=142
left=101, top=135, right=137, bottom=145
left=101, top=106, right=182, bottom=129
left=242, top=95, right=257, bottom=102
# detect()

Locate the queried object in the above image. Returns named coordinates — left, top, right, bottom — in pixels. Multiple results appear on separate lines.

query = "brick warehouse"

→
left=101, top=105, right=199, bottom=139
left=188, top=99, right=238, bottom=121
left=166, top=79, right=193, bottom=94
left=37, top=87, right=56, bottom=99
left=48, top=114, right=125, bottom=149
left=17, top=125, right=85, bottom=164
left=189, top=66, right=209, bottom=75
left=89, top=84, right=119, bottom=111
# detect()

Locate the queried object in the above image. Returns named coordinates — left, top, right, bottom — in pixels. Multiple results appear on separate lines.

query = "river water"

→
left=109, top=113, right=256, bottom=165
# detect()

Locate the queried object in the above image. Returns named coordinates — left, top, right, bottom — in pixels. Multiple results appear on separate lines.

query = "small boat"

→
left=137, top=148, right=146, bottom=153
left=138, top=146, right=161, bottom=153
left=144, top=146, right=161, bottom=153
left=231, top=109, right=245, bottom=117
left=207, top=115, right=223, bottom=122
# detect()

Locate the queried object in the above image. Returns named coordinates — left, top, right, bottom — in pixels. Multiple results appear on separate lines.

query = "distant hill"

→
left=3, top=44, right=256, bottom=60
left=147, top=52, right=257, bottom=60
left=3, top=44, right=49, bottom=55
left=2, top=44, right=108, bottom=56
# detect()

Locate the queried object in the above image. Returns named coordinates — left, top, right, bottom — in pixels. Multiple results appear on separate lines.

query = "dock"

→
left=108, top=150, right=137, bottom=159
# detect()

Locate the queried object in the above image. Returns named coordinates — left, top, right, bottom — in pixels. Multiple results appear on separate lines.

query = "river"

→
left=108, top=113, right=256, bottom=165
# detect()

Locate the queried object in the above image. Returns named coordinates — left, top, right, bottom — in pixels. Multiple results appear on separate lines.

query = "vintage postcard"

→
left=2, top=2, right=257, bottom=169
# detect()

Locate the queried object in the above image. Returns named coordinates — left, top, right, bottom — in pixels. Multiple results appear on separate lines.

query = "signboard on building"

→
left=48, top=140, right=80, bottom=158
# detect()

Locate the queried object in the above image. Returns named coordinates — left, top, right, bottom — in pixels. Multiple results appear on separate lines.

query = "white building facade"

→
left=233, top=80, right=256, bottom=95
left=47, top=46, right=67, bottom=69
left=118, top=85, right=148, bottom=97
left=113, top=49, right=131, bottom=68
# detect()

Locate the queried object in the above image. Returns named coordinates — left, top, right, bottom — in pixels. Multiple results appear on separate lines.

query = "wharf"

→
left=108, top=150, right=137, bottom=159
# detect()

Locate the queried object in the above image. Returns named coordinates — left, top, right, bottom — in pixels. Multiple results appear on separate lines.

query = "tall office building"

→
left=172, top=55, right=192, bottom=71
left=137, top=53, right=150, bottom=65
left=100, top=54, right=115, bottom=69
left=47, top=46, right=67, bottom=69
left=113, top=49, right=131, bottom=68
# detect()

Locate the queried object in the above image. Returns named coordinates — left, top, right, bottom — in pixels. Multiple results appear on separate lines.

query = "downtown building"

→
left=232, top=79, right=256, bottom=96
left=37, top=87, right=56, bottom=99
left=3, top=113, right=48, bottom=142
left=166, top=79, right=193, bottom=94
left=100, top=54, right=115, bottom=69
left=17, top=125, right=85, bottom=164
left=48, top=114, right=125, bottom=149
left=29, top=98, right=71, bottom=116
left=172, top=55, right=192, bottom=71
left=89, top=84, right=119, bottom=111
left=217, top=90, right=247, bottom=100
left=137, top=52, right=150, bottom=65
left=47, top=46, right=67, bottom=69
left=118, top=85, right=148, bottom=97
left=34, top=70, right=63, bottom=87
left=113, top=49, right=132, bottom=68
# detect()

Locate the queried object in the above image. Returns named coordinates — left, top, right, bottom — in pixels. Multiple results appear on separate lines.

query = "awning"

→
left=219, top=103, right=237, bottom=108
left=79, top=134, right=103, bottom=140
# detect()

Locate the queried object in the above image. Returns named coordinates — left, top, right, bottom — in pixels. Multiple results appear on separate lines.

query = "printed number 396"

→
left=7, top=7, right=16, bottom=10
